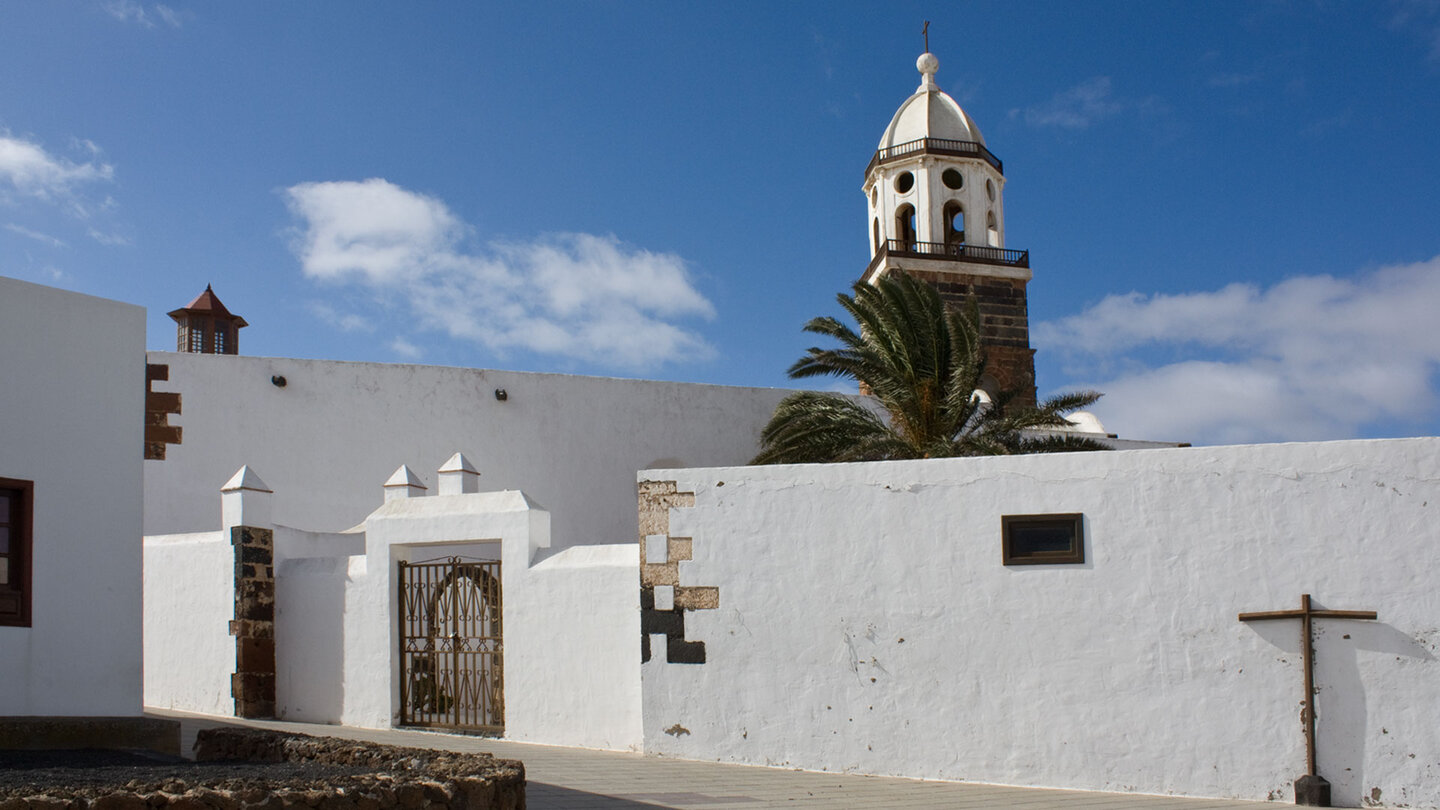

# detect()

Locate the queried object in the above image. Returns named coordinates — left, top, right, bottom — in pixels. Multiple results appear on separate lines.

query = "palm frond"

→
left=752, top=271, right=1112, bottom=464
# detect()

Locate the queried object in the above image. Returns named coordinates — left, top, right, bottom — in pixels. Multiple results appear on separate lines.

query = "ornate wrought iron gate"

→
left=398, top=557, right=503, bottom=734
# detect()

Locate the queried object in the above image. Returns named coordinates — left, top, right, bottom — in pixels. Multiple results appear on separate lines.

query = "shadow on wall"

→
left=1243, top=616, right=1434, bottom=807
left=275, top=557, right=347, bottom=723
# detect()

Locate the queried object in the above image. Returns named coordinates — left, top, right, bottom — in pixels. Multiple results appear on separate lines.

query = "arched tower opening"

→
left=943, top=201, right=965, bottom=249
left=895, top=204, right=917, bottom=249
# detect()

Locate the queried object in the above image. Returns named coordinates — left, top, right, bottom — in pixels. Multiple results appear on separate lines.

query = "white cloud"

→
left=1016, top=77, right=1125, bottom=129
left=390, top=337, right=423, bottom=359
left=4, top=223, right=67, bottom=248
left=0, top=132, right=115, bottom=218
left=283, top=178, right=716, bottom=371
left=103, top=0, right=182, bottom=28
left=86, top=227, right=130, bottom=246
left=1035, top=256, right=1440, bottom=444
left=309, top=302, right=373, bottom=333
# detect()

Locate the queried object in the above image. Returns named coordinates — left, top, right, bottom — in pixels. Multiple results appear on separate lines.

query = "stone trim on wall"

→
left=144, top=363, right=182, bottom=461
left=638, top=480, right=716, bottom=665
left=230, top=526, right=275, bottom=718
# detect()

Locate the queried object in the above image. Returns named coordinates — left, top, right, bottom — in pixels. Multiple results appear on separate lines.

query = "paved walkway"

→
left=147, top=710, right=1271, bottom=810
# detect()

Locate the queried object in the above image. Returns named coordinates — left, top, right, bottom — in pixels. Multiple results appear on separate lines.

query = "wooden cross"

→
left=922, top=21, right=930, bottom=53
left=1239, top=594, right=1378, bottom=806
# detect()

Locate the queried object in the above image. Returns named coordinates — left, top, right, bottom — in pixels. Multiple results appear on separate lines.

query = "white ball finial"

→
left=917, top=52, right=939, bottom=76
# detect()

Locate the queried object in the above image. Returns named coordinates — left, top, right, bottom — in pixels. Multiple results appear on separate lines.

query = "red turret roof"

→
left=168, top=284, right=248, bottom=327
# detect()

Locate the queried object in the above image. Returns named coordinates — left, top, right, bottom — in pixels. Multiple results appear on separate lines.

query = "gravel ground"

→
left=0, top=749, right=376, bottom=797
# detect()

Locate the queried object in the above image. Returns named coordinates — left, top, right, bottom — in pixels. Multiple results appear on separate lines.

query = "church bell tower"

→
left=861, top=50, right=1037, bottom=407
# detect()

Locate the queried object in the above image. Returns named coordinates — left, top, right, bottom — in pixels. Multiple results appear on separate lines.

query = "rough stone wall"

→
left=900, top=267, right=1036, bottom=407
left=230, top=526, right=275, bottom=718
left=0, top=728, right=524, bottom=810
left=638, top=481, right=715, bottom=665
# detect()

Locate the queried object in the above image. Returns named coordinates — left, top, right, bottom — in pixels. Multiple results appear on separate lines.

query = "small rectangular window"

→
left=1002, top=513, right=1084, bottom=566
left=0, top=478, right=33, bottom=626
left=214, top=329, right=226, bottom=353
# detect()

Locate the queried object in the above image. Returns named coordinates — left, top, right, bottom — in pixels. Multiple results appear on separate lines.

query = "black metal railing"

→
left=865, top=239, right=1029, bottom=275
left=866, top=137, right=1003, bottom=177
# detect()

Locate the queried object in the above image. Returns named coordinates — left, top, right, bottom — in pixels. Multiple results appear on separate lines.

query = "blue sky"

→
left=3, top=1, right=1440, bottom=445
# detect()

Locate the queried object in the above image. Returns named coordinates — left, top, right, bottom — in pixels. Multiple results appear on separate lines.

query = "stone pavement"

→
left=147, top=710, right=1272, bottom=810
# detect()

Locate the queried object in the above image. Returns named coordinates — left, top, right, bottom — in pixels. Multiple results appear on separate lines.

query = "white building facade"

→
left=638, top=438, right=1440, bottom=807
left=143, top=351, right=789, bottom=542
left=0, top=277, right=146, bottom=718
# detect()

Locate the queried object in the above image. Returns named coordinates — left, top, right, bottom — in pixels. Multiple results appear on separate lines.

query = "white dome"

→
left=878, top=53, right=986, bottom=149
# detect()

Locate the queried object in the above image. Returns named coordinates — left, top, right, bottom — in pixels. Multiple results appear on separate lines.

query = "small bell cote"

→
left=168, top=285, right=247, bottom=355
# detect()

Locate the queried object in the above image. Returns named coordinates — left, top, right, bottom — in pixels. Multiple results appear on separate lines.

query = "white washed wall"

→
left=0, top=277, right=145, bottom=717
left=506, top=542, right=641, bottom=750
left=346, top=490, right=642, bottom=749
left=142, top=531, right=234, bottom=715
left=143, top=352, right=788, bottom=544
left=275, top=554, right=348, bottom=723
left=640, top=438, right=1440, bottom=808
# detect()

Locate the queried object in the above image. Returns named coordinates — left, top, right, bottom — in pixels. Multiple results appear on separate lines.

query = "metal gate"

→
left=398, top=557, right=503, bottom=734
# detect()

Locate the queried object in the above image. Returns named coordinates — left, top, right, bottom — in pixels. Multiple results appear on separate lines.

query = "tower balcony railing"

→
left=866, top=137, right=1004, bottom=178
left=865, top=239, right=1030, bottom=278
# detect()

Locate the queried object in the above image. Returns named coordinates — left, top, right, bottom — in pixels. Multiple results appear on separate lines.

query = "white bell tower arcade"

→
left=860, top=50, right=1037, bottom=407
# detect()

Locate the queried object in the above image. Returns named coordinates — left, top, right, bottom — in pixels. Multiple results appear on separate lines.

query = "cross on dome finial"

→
left=917, top=21, right=939, bottom=88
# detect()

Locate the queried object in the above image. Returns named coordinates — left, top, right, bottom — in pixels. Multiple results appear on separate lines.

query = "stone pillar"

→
left=230, top=525, right=275, bottom=718
left=220, top=467, right=276, bottom=719
left=437, top=452, right=481, bottom=495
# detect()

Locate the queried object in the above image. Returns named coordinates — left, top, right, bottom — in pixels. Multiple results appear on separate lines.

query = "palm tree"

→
left=752, top=272, right=1109, bottom=464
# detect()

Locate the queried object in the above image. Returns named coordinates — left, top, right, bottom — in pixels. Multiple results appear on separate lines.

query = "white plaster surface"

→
left=640, top=438, right=1440, bottom=808
left=0, top=277, right=145, bottom=716
left=142, top=531, right=235, bottom=715
left=275, top=554, right=347, bottom=722
left=143, top=353, right=787, bottom=545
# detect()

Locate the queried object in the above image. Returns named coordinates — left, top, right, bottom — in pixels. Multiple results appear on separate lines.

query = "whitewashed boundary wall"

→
left=352, top=484, right=641, bottom=749
left=0, top=277, right=146, bottom=717
left=143, top=352, right=789, bottom=545
left=143, top=531, right=234, bottom=714
left=146, top=463, right=641, bottom=750
left=639, top=438, right=1440, bottom=808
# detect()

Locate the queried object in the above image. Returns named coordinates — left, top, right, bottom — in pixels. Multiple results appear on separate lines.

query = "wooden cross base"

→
left=1294, top=774, right=1330, bottom=807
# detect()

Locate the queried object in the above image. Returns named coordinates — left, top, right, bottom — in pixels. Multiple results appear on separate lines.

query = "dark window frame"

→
left=1002, top=513, right=1084, bottom=566
left=0, top=477, right=34, bottom=627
